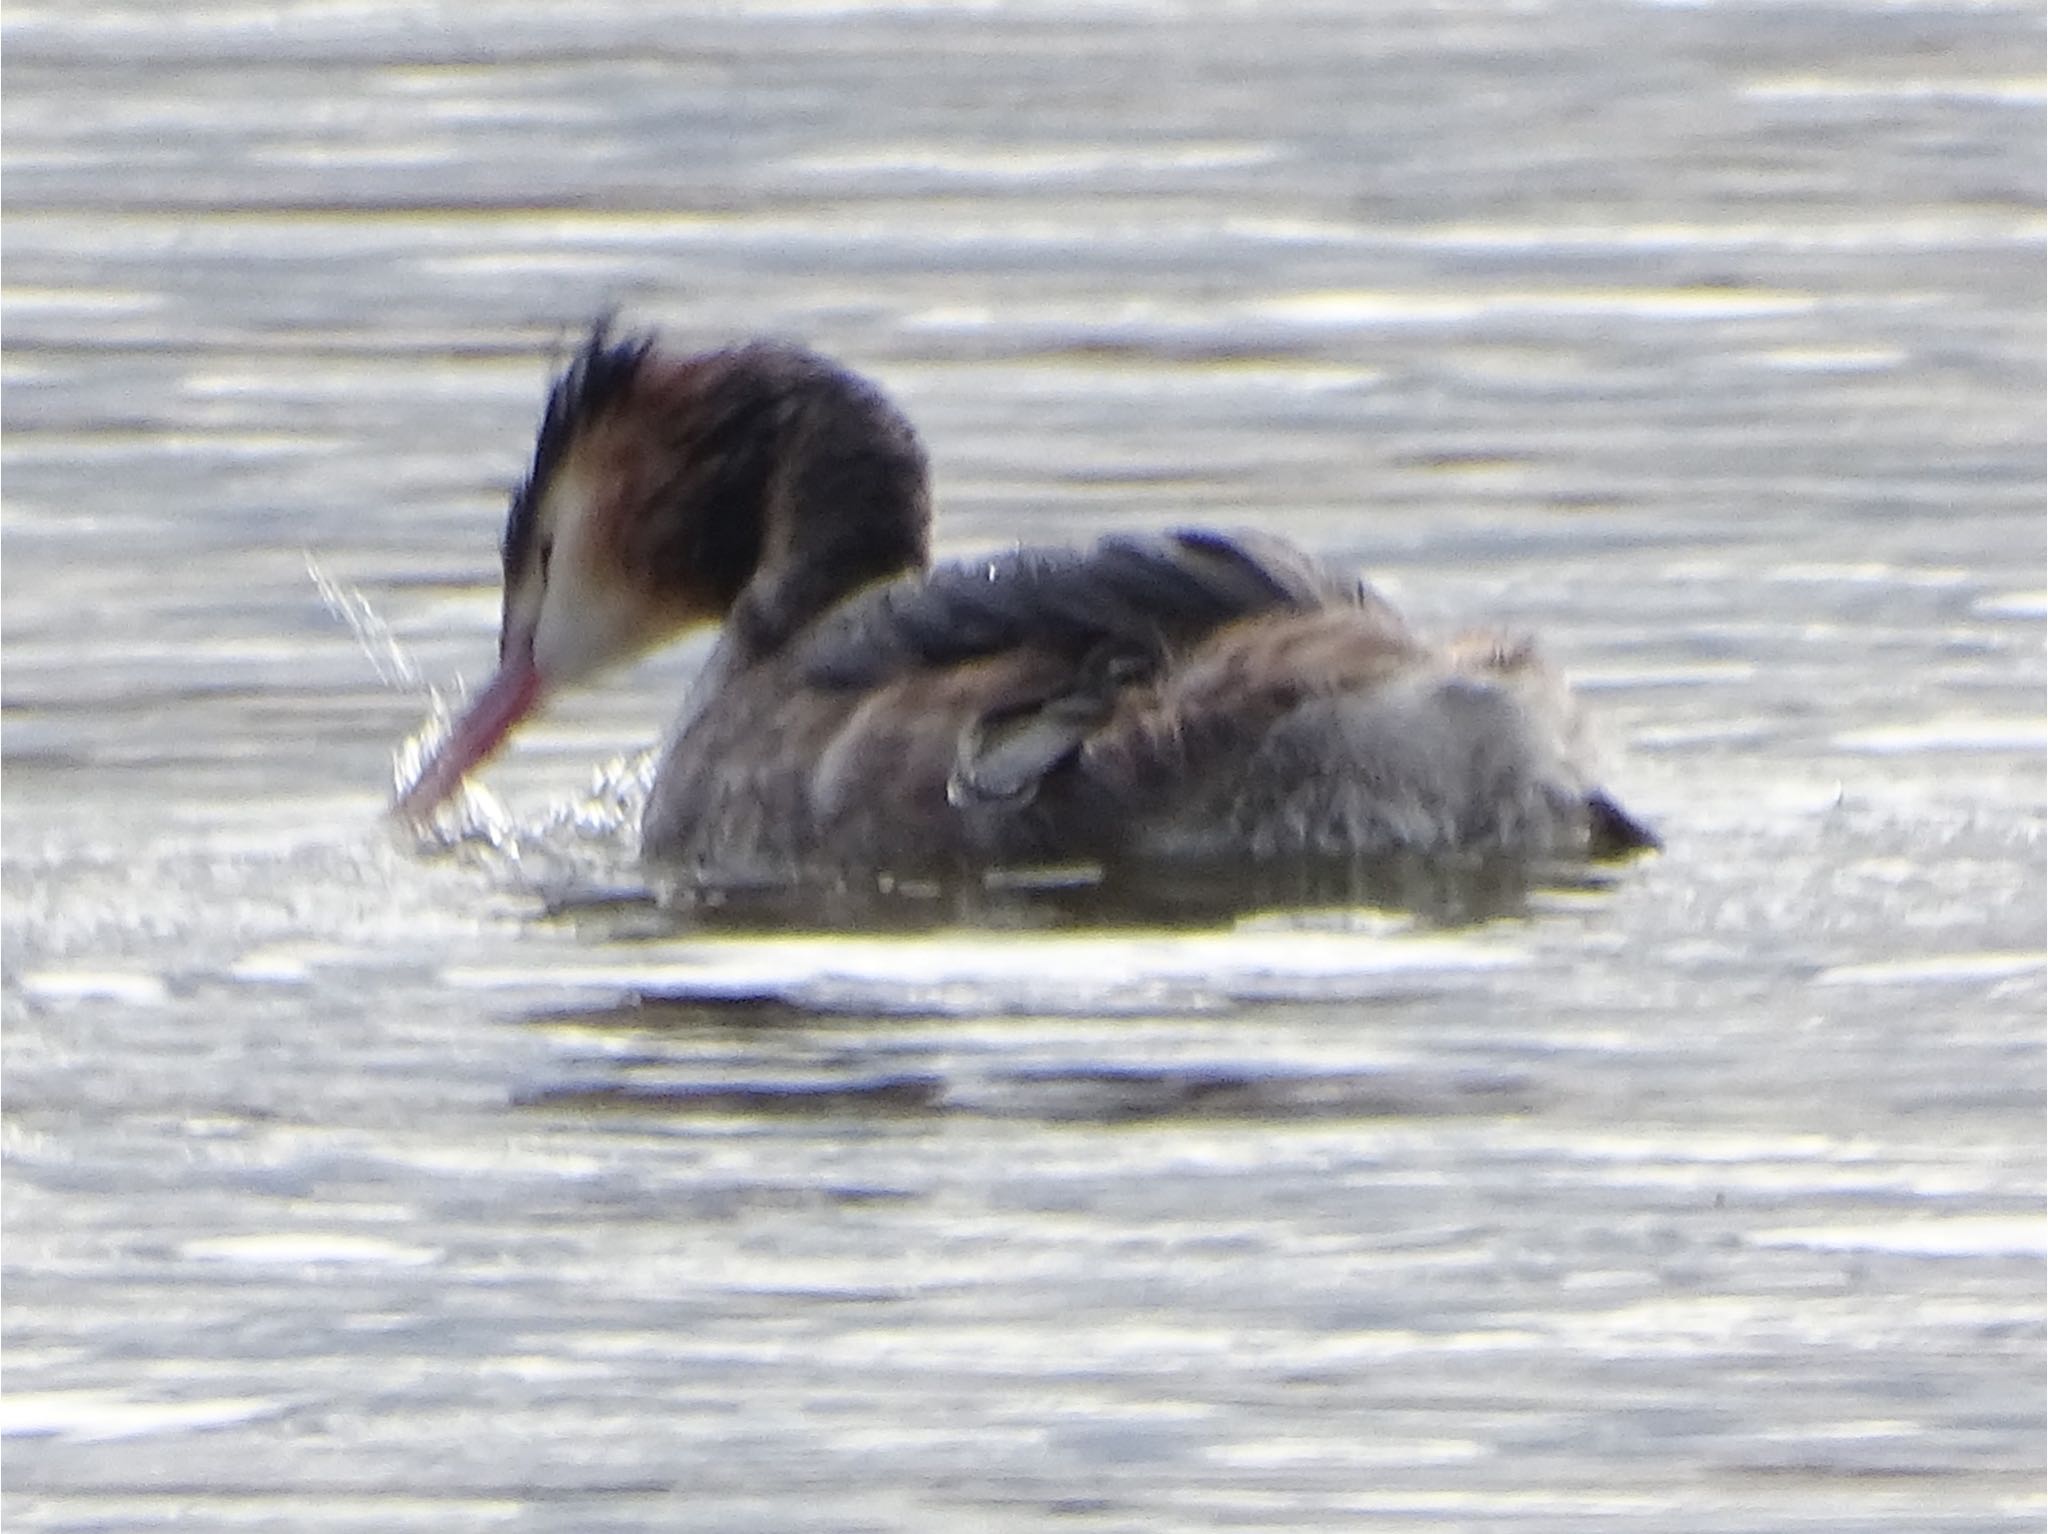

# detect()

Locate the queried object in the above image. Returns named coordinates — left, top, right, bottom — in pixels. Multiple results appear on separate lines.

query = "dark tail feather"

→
left=1586, top=791, right=1661, bottom=858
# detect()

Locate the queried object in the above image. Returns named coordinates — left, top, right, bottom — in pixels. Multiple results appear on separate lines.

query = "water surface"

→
left=4, top=2, right=2043, bottom=1529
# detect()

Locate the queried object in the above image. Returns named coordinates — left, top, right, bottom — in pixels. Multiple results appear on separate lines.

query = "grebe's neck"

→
left=707, top=343, right=931, bottom=661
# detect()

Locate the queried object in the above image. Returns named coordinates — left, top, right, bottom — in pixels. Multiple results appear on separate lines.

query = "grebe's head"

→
left=395, top=322, right=929, bottom=820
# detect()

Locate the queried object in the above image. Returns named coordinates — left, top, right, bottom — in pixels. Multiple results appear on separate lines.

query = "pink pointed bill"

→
left=393, top=655, right=545, bottom=821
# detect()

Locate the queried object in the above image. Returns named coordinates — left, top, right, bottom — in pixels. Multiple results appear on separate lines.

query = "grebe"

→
left=397, top=325, right=1656, bottom=886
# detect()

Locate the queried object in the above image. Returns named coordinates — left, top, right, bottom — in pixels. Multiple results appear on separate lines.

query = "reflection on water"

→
left=520, top=990, right=1545, bottom=1124
left=5, top=0, right=2043, bottom=1528
left=537, top=848, right=1640, bottom=936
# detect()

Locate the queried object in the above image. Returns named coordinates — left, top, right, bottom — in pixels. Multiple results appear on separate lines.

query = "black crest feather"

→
left=502, top=319, right=655, bottom=576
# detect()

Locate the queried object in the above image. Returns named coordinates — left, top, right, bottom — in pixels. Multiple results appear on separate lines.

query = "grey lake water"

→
left=3, top=2, right=2043, bottom=1530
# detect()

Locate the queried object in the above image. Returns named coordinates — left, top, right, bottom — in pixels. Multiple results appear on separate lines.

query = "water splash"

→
left=305, top=551, right=427, bottom=694
left=307, top=553, right=502, bottom=841
left=308, top=552, right=643, bottom=880
left=388, top=720, right=653, bottom=891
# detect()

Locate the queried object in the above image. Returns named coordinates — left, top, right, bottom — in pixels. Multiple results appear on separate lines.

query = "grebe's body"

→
left=399, top=328, right=1656, bottom=886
